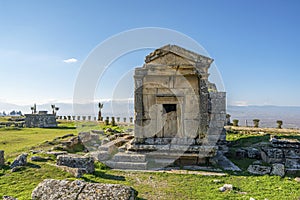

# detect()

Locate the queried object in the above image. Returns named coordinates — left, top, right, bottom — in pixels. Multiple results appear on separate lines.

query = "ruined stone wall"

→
left=208, top=92, right=226, bottom=144
left=25, top=114, right=57, bottom=128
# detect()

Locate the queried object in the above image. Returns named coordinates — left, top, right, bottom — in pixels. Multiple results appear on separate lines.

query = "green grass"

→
left=0, top=123, right=300, bottom=199
left=0, top=127, right=77, bottom=158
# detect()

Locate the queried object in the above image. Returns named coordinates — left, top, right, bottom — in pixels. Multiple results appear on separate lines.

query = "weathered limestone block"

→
left=10, top=153, right=27, bottom=168
left=57, top=154, right=94, bottom=174
left=32, top=179, right=138, bottom=200
left=271, top=163, right=285, bottom=177
left=0, top=150, right=4, bottom=165
left=261, top=148, right=284, bottom=163
left=247, top=165, right=271, bottom=175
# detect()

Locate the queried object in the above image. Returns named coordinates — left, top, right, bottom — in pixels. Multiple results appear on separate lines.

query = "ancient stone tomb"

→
left=129, top=44, right=226, bottom=165
left=25, top=111, right=57, bottom=128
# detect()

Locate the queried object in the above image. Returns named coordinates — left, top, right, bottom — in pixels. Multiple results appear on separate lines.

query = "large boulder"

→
left=31, top=179, right=138, bottom=200
left=10, top=153, right=27, bottom=168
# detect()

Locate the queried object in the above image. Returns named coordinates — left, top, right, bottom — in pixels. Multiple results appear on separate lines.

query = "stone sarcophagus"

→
left=131, top=45, right=226, bottom=164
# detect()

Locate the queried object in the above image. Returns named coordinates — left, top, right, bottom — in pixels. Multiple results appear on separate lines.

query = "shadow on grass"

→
left=44, top=126, right=76, bottom=130
left=27, top=162, right=41, bottom=169
left=82, top=170, right=126, bottom=182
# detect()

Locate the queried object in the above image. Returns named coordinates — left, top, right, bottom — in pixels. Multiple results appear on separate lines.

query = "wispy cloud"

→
left=63, top=58, right=78, bottom=63
left=231, top=101, right=249, bottom=106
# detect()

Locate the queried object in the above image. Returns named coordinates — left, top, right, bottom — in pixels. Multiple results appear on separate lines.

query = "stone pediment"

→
left=145, top=44, right=213, bottom=66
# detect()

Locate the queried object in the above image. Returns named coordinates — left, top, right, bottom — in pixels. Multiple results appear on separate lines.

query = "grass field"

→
left=0, top=121, right=300, bottom=199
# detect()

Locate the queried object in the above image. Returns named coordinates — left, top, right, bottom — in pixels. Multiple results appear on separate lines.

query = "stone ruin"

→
left=240, top=136, right=300, bottom=176
left=96, top=45, right=228, bottom=169
left=25, top=111, right=57, bottom=128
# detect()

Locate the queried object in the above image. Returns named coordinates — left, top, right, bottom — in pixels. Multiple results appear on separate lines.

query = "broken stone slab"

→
left=31, top=179, right=138, bottom=200
left=247, top=165, right=271, bottom=175
left=0, top=150, right=4, bottom=165
left=56, top=154, right=94, bottom=174
left=10, top=153, right=27, bottom=169
left=271, top=163, right=285, bottom=177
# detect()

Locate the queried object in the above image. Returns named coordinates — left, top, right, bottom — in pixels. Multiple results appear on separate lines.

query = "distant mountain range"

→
left=0, top=101, right=299, bottom=129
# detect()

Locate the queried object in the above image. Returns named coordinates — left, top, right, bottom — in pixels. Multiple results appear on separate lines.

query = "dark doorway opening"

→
left=163, top=104, right=176, bottom=114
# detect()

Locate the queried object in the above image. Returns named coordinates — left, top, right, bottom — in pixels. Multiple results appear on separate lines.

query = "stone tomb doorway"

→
left=162, top=104, right=177, bottom=138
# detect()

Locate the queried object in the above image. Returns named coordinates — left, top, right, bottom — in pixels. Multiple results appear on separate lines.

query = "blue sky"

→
left=0, top=0, right=300, bottom=106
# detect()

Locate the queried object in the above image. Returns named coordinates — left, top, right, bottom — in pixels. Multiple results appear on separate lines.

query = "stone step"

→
left=104, top=161, right=147, bottom=170
left=112, top=152, right=146, bottom=163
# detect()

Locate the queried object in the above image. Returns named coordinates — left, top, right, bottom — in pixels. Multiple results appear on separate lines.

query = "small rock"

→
left=10, top=153, right=27, bottom=168
left=250, top=198, right=256, bottom=200
left=11, top=166, right=24, bottom=172
left=294, top=177, right=300, bottom=182
left=219, top=184, right=233, bottom=192
left=252, top=160, right=262, bottom=165
left=3, top=196, right=17, bottom=200
left=213, top=179, right=222, bottom=183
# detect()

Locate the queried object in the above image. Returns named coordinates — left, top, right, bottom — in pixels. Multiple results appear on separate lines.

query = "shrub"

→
left=253, top=119, right=260, bottom=128
left=233, top=119, right=239, bottom=127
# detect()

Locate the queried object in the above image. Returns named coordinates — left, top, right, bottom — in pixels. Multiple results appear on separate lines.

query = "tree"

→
left=277, top=120, right=283, bottom=129
left=98, top=102, right=104, bottom=121
left=253, top=119, right=260, bottom=128
left=51, top=104, right=59, bottom=115
left=31, top=104, right=37, bottom=114
left=232, top=119, right=239, bottom=127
